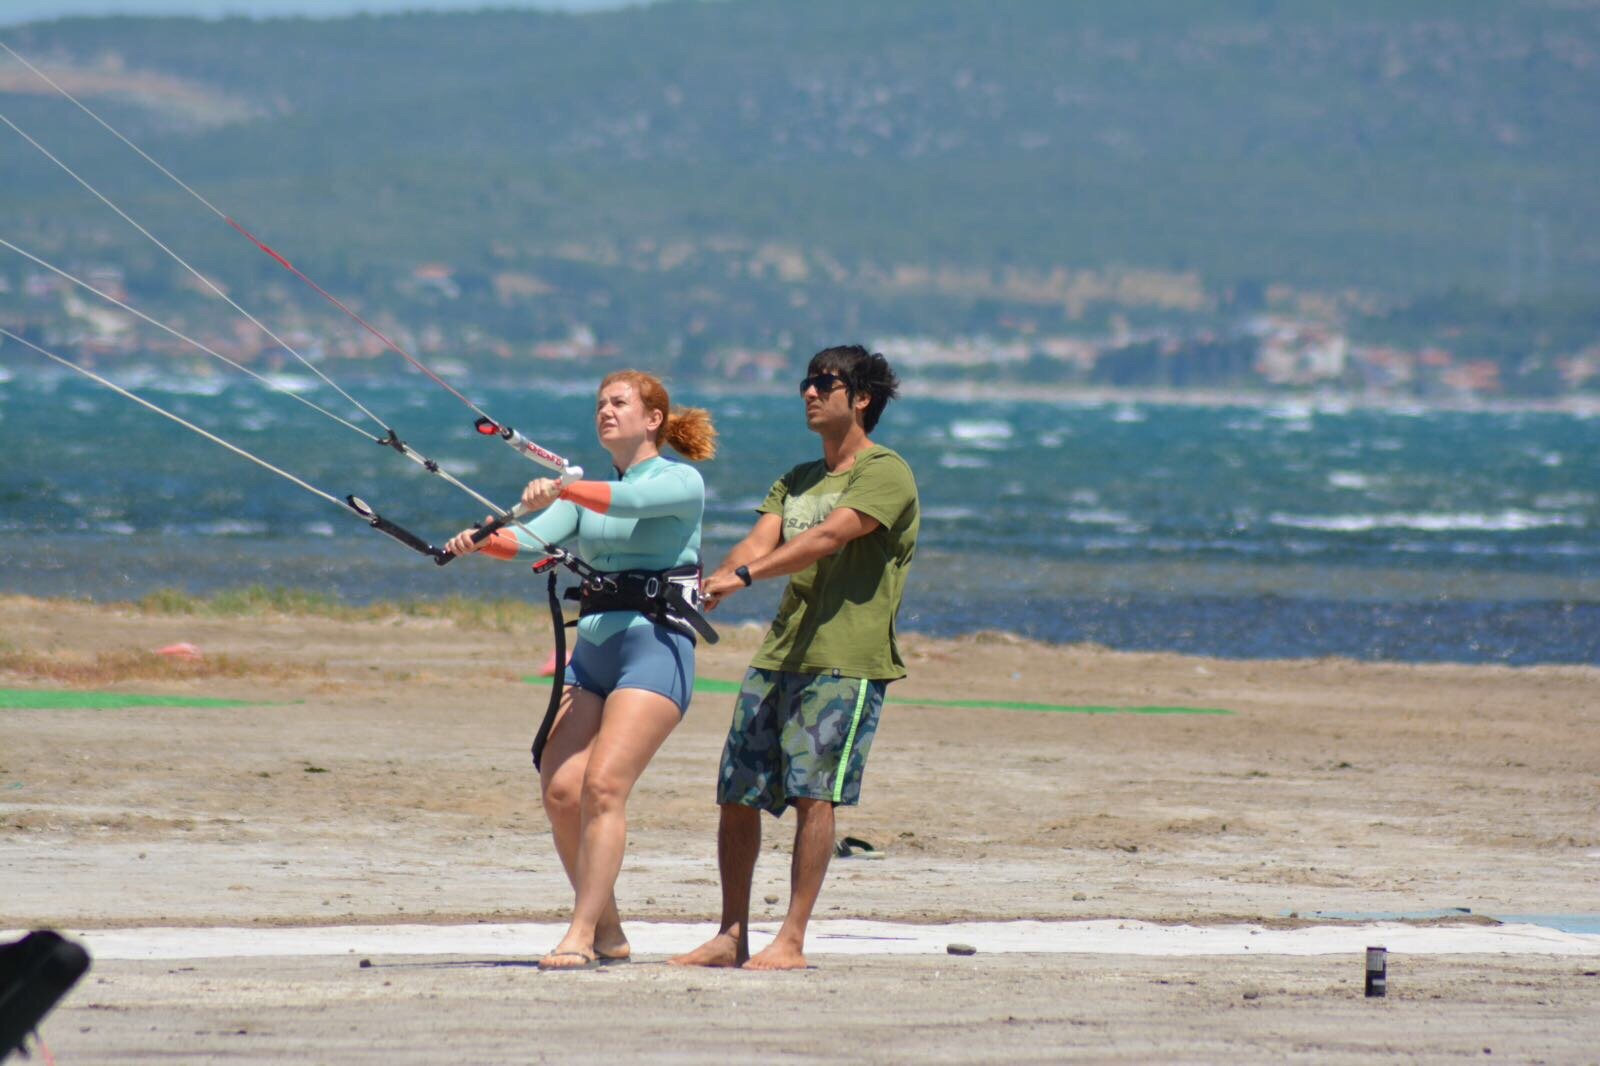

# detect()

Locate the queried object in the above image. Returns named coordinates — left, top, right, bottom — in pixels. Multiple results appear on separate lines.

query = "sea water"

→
left=0, top=368, right=1595, bottom=665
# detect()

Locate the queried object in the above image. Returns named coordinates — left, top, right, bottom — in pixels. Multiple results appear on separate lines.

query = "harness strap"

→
left=530, top=566, right=564, bottom=771
left=529, top=564, right=719, bottom=771
left=575, top=566, right=719, bottom=644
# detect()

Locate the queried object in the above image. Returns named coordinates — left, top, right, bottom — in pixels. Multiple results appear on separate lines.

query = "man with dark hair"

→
left=671, top=345, right=919, bottom=970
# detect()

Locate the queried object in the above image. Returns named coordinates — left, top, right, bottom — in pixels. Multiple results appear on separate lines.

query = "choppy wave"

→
left=705, top=522, right=754, bottom=539
left=1269, top=510, right=1581, bottom=533
left=1065, top=508, right=1135, bottom=527
left=195, top=519, right=270, bottom=536
left=4, top=375, right=1599, bottom=663
left=261, top=373, right=324, bottom=395
left=949, top=419, right=1013, bottom=442
left=146, top=376, right=229, bottom=397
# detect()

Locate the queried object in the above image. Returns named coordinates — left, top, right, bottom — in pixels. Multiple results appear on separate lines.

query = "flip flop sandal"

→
left=833, top=835, right=884, bottom=859
left=537, top=951, right=600, bottom=972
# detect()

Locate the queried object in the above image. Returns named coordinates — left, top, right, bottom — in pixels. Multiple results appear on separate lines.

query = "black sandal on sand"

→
left=834, top=835, right=884, bottom=859
left=538, top=951, right=600, bottom=972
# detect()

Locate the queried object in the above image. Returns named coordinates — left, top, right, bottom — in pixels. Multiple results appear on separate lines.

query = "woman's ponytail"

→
left=661, top=406, right=717, bottom=461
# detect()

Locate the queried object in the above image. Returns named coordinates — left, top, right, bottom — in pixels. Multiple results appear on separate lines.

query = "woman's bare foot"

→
left=743, top=938, right=807, bottom=971
left=592, top=898, right=630, bottom=961
left=667, top=931, right=746, bottom=968
left=594, top=923, right=631, bottom=963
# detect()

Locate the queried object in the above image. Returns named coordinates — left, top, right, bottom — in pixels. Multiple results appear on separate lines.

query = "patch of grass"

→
left=382, top=595, right=545, bottom=631
left=0, top=649, right=320, bottom=685
left=136, top=585, right=353, bottom=618
left=211, top=586, right=348, bottom=616
left=135, top=588, right=207, bottom=614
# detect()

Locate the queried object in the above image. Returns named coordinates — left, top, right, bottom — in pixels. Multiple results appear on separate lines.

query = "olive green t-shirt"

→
left=751, top=445, right=919, bottom=680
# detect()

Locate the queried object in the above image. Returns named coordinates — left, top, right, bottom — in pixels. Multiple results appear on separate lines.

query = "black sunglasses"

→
left=799, top=372, right=848, bottom=396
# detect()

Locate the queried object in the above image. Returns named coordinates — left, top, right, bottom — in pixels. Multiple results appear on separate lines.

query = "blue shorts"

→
left=565, top=622, right=696, bottom=713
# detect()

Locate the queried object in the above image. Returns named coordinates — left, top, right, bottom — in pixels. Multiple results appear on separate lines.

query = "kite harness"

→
left=526, top=556, right=716, bottom=770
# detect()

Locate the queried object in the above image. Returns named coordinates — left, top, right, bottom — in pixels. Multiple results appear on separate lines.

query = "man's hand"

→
left=701, top=569, right=745, bottom=611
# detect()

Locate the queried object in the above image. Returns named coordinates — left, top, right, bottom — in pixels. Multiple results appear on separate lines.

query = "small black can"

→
left=1365, top=945, right=1387, bottom=997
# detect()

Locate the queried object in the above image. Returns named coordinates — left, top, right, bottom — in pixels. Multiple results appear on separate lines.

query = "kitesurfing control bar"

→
left=342, top=497, right=450, bottom=562
left=435, top=502, right=530, bottom=567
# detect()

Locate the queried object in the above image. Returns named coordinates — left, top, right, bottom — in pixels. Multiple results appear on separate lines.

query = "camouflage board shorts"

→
left=716, top=667, right=886, bottom=816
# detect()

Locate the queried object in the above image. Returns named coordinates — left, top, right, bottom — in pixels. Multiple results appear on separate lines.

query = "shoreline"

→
left=3, top=593, right=1596, bottom=674
left=5, top=362, right=1599, bottom=416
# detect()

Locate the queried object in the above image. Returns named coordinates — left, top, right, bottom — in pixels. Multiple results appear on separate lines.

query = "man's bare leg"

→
left=668, top=803, right=761, bottom=966
left=745, top=798, right=833, bottom=970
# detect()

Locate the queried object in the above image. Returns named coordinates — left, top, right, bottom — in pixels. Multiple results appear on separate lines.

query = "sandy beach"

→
left=3, top=595, right=1598, bottom=1062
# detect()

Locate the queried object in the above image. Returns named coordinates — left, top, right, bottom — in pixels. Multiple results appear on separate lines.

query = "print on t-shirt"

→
left=782, top=490, right=843, bottom=539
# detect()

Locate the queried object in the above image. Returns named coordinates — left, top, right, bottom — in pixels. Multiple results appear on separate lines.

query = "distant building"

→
left=1252, top=318, right=1348, bottom=386
left=408, top=263, right=460, bottom=300
left=873, top=334, right=1030, bottom=368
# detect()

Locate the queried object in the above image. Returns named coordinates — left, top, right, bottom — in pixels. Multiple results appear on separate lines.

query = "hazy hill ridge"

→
left=2, top=1, right=1597, bottom=393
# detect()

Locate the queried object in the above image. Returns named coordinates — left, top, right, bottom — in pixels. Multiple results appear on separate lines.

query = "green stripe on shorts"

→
left=831, top=677, right=871, bottom=804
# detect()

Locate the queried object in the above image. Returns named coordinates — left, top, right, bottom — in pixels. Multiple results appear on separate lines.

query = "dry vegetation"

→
left=130, top=586, right=545, bottom=633
left=0, top=647, right=320, bottom=685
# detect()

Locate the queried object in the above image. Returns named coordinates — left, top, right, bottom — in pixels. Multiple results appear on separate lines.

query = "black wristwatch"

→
left=734, top=565, right=753, bottom=587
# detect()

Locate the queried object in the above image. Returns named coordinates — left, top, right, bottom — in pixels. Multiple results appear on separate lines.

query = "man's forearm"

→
left=743, top=523, right=848, bottom=582
left=712, top=527, right=779, bottom=577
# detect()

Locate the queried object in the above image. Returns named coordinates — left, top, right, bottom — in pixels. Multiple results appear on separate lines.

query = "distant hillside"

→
left=3, top=0, right=1600, bottom=403
left=5, top=1, right=1598, bottom=285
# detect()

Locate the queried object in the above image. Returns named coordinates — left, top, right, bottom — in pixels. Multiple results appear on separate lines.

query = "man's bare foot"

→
left=743, top=939, right=807, bottom=971
left=668, top=932, right=746, bottom=968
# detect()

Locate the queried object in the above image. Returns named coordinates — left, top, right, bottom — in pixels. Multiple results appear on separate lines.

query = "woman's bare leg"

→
left=539, top=688, right=682, bottom=968
left=536, top=687, right=628, bottom=961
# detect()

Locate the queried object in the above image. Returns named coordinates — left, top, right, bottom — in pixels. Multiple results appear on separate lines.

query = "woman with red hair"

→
left=447, top=369, right=715, bottom=970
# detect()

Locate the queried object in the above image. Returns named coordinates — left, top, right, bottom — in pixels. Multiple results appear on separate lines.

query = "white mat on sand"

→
left=13, top=919, right=1599, bottom=961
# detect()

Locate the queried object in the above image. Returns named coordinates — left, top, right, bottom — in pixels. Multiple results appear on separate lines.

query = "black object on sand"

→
left=0, top=930, right=92, bottom=1061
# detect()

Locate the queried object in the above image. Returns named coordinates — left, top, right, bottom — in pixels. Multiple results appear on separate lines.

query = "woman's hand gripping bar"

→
left=435, top=466, right=583, bottom=566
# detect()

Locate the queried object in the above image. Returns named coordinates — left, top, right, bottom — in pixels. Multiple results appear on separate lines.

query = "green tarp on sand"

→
left=0, top=689, right=258, bottom=710
left=524, top=676, right=1231, bottom=716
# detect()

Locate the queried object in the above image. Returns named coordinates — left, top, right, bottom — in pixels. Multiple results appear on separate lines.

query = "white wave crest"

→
left=261, top=373, right=322, bottom=394
left=1268, top=510, right=1581, bottom=533
left=949, top=419, right=1013, bottom=442
left=1065, top=508, right=1134, bottom=526
left=151, top=377, right=228, bottom=397
left=195, top=519, right=269, bottom=536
